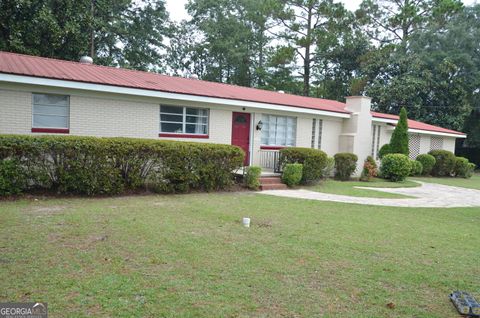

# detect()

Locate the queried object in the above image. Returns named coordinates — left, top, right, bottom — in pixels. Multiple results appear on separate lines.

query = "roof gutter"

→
left=0, top=73, right=351, bottom=119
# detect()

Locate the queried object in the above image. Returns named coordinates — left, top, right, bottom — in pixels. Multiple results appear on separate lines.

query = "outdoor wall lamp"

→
left=256, top=120, right=263, bottom=131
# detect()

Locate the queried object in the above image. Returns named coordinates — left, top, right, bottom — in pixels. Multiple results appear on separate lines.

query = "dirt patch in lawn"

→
left=26, top=205, right=67, bottom=215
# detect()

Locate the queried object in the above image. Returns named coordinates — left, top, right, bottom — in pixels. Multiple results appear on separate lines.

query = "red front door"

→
left=231, top=112, right=251, bottom=166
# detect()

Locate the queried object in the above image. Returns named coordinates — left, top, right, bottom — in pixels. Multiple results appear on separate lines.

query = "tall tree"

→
left=184, top=0, right=277, bottom=86
left=389, top=107, right=410, bottom=155
left=0, top=0, right=169, bottom=70
left=313, top=16, right=372, bottom=101
left=262, top=45, right=302, bottom=94
left=364, top=4, right=479, bottom=133
left=356, top=0, right=463, bottom=46
left=274, top=0, right=348, bottom=96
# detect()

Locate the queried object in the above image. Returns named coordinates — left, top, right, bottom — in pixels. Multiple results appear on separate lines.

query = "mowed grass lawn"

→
left=307, top=178, right=420, bottom=198
left=1, top=190, right=479, bottom=317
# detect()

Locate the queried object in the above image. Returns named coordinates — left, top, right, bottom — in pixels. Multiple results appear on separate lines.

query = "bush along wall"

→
left=245, top=166, right=261, bottom=190
left=380, top=154, right=411, bottom=182
left=0, top=135, right=244, bottom=196
left=279, top=147, right=328, bottom=184
left=282, top=163, right=303, bottom=187
left=428, top=149, right=456, bottom=176
left=334, top=153, right=358, bottom=181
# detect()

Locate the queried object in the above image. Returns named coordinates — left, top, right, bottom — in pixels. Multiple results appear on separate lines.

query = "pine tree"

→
left=389, top=107, right=409, bottom=156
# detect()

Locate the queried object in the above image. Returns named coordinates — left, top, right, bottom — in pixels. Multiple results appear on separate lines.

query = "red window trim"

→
left=31, top=128, right=70, bottom=134
left=159, top=133, right=209, bottom=139
left=260, top=145, right=286, bottom=150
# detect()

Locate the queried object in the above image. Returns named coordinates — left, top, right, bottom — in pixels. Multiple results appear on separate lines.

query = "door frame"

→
left=231, top=111, right=252, bottom=166
left=248, top=113, right=255, bottom=166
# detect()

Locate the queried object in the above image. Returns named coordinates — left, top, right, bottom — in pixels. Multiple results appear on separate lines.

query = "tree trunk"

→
left=303, top=6, right=313, bottom=96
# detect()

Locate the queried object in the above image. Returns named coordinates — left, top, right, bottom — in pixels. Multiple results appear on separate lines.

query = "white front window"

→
left=261, top=114, right=296, bottom=146
left=32, top=93, right=70, bottom=128
left=160, top=105, right=209, bottom=135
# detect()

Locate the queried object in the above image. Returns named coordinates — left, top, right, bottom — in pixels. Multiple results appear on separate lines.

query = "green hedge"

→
left=0, top=159, right=26, bottom=196
left=378, top=144, right=392, bottom=159
left=0, top=135, right=244, bottom=196
left=282, top=163, right=303, bottom=187
left=428, top=150, right=456, bottom=176
left=323, top=156, right=335, bottom=178
left=409, top=160, right=423, bottom=176
left=334, top=153, right=358, bottom=181
left=279, top=147, right=328, bottom=184
left=380, top=154, right=411, bottom=182
left=454, top=157, right=476, bottom=178
left=245, top=166, right=261, bottom=190
left=416, top=154, right=436, bottom=175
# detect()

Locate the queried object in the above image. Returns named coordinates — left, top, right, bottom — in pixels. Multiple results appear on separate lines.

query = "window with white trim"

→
left=317, top=119, right=323, bottom=149
left=261, top=114, right=296, bottom=146
left=160, top=105, right=208, bottom=135
left=32, top=93, right=70, bottom=129
left=311, top=119, right=316, bottom=148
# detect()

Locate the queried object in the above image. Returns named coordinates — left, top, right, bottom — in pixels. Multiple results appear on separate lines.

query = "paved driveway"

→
left=261, top=181, right=480, bottom=208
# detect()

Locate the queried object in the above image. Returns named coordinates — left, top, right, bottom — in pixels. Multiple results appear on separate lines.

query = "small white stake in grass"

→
left=242, top=217, right=251, bottom=228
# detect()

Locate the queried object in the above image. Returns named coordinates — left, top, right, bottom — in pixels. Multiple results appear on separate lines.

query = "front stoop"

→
left=259, top=177, right=288, bottom=190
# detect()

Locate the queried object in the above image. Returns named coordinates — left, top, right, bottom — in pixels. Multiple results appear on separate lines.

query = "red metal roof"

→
left=0, top=51, right=348, bottom=114
left=371, top=111, right=465, bottom=136
left=0, top=51, right=466, bottom=136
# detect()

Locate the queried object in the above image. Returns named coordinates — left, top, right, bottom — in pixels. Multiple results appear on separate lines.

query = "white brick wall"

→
left=296, top=116, right=312, bottom=147
left=70, top=95, right=159, bottom=138
left=321, top=118, right=342, bottom=156
left=0, top=86, right=233, bottom=143
left=0, top=89, right=31, bottom=134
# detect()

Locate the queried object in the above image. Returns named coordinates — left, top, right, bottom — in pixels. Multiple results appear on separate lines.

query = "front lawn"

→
left=1, top=193, right=478, bottom=317
left=413, top=173, right=480, bottom=190
left=307, top=178, right=420, bottom=198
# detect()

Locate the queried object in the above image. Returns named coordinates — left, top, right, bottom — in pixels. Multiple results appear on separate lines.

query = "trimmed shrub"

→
left=0, top=159, right=27, bottom=196
left=416, top=154, right=436, bottom=175
left=409, top=160, right=423, bottom=176
left=389, top=107, right=409, bottom=156
left=454, top=157, right=476, bottom=178
left=279, top=147, right=328, bottom=184
left=428, top=149, right=456, bottom=176
left=0, top=135, right=244, bottom=196
left=334, top=153, right=358, bottom=181
left=282, top=163, right=303, bottom=187
left=378, top=144, right=392, bottom=159
left=360, top=156, right=378, bottom=181
left=245, top=166, right=261, bottom=190
left=380, top=154, right=412, bottom=182
left=322, top=157, right=335, bottom=178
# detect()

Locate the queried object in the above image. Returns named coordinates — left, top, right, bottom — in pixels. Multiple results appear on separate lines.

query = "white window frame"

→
left=32, top=93, right=70, bottom=129
left=260, top=114, right=297, bottom=147
left=160, top=105, right=209, bottom=135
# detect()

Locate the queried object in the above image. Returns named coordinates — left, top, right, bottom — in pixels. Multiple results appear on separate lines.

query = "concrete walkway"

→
left=261, top=181, right=480, bottom=208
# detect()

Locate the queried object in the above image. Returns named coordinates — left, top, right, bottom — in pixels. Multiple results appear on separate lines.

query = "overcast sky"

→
left=166, top=0, right=478, bottom=22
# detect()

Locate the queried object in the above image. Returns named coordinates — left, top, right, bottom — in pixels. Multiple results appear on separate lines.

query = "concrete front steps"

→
left=259, top=176, right=288, bottom=191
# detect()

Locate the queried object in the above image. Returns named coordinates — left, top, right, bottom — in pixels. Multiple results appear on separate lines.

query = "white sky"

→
left=166, top=0, right=478, bottom=22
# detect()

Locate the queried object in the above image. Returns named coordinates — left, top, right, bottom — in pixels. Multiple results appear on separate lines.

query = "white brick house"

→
left=0, top=52, right=466, bottom=174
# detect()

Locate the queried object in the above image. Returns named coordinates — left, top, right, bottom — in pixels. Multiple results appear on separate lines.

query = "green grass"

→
left=413, top=173, right=480, bottom=190
left=307, top=178, right=420, bottom=198
left=1, top=193, right=479, bottom=317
